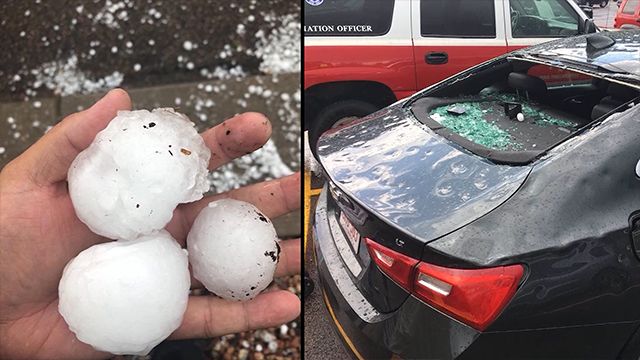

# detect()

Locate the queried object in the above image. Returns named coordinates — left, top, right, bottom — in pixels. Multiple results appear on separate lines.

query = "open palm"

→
left=0, top=89, right=301, bottom=359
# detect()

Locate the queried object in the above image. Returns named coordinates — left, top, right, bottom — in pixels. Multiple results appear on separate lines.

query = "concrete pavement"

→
left=593, top=2, right=618, bottom=28
left=304, top=176, right=351, bottom=360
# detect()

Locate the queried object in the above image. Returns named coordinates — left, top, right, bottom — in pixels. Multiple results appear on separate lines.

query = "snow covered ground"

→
left=0, top=3, right=301, bottom=194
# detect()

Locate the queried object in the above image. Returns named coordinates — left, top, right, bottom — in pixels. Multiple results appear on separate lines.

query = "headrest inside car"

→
left=508, top=72, right=547, bottom=96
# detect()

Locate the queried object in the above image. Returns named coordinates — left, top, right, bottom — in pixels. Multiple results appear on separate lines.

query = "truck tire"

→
left=309, top=100, right=380, bottom=158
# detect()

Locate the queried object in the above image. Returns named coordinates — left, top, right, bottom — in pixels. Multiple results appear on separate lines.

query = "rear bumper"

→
left=312, top=187, right=479, bottom=359
left=313, top=187, right=640, bottom=359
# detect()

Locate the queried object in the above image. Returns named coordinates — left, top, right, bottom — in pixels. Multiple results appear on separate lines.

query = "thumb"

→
left=17, top=89, right=131, bottom=186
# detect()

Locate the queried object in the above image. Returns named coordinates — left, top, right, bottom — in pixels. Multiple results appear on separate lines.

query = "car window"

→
left=527, top=64, right=592, bottom=87
left=420, top=0, right=496, bottom=38
left=622, top=0, right=639, bottom=14
left=303, top=0, right=394, bottom=37
left=509, top=0, right=579, bottom=37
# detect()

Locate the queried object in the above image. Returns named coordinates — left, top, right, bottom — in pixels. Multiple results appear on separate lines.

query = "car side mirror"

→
left=579, top=5, right=594, bottom=19
left=580, top=18, right=597, bottom=34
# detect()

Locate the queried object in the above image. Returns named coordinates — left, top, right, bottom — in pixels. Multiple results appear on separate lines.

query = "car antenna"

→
left=586, top=34, right=615, bottom=54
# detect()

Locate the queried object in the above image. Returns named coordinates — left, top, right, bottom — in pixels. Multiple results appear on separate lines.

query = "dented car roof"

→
left=512, top=30, right=640, bottom=85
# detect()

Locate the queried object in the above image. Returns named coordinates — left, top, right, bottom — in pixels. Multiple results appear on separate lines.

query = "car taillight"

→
left=413, top=262, right=523, bottom=331
left=365, top=238, right=418, bottom=290
left=365, top=238, right=524, bottom=331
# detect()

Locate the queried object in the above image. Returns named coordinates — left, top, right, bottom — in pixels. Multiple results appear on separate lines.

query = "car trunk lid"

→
left=317, top=105, right=531, bottom=249
left=316, top=105, right=531, bottom=312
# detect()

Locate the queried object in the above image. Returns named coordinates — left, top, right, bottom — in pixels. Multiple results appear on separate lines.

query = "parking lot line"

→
left=304, top=170, right=311, bottom=257
left=322, top=289, right=365, bottom=360
left=305, top=170, right=323, bottom=257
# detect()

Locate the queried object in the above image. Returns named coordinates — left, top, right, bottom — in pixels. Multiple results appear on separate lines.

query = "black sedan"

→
left=312, top=31, right=640, bottom=359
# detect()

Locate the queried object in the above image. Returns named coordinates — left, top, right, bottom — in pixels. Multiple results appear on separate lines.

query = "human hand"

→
left=0, top=89, right=301, bottom=359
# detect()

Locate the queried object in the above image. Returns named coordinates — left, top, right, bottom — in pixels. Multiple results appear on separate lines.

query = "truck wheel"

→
left=308, top=100, right=380, bottom=157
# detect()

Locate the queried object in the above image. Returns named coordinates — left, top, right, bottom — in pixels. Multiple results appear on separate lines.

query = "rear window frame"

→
left=403, top=57, right=640, bottom=165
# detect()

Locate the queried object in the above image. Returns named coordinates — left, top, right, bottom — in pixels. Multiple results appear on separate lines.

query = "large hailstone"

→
left=68, top=108, right=211, bottom=240
left=58, top=230, right=190, bottom=355
left=187, top=199, right=280, bottom=301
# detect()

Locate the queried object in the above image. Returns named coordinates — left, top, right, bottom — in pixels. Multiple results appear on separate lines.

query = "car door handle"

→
left=425, top=52, right=448, bottom=64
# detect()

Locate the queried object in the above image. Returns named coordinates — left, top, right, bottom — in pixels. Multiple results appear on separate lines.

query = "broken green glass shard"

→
left=491, top=93, right=578, bottom=129
left=531, top=113, right=576, bottom=128
left=430, top=104, right=517, bottom=150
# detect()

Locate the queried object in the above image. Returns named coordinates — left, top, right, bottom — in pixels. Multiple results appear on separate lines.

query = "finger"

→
left=201, top=112, right=272, bottom=170
left=169, top=290, right=300, bottom=340
left=275, top=238, right=301, bottom=277
left=17, top=89, right=131, bottom=186
left=169, top=173, right=300, bottom=243
left=188, top=238, right=301, bottom=289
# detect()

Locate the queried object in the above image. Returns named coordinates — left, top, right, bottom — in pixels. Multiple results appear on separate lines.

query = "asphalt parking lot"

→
left=303, top=172, right=351, bottom=360
left=593, top=2, right=618, bottom=28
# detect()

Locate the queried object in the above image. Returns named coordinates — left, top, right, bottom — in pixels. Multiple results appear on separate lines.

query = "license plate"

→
left=339, top=212, right=360, bottom=254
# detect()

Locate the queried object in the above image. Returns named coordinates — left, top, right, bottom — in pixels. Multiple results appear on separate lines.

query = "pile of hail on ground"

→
left=60, top=108, right=280, bottom=355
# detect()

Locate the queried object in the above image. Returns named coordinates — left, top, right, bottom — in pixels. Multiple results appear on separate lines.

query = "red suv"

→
left=615, top=0, right=640, bottom=28
left=304, top=0, right=595, bottom=148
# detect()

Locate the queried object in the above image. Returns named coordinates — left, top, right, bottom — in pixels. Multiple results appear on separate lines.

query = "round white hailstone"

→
left=516, top=113, right=525, bottom=122
left=187, top=199, right=280, bottom=301
left=68, top=108, right=211, bottom=240
left=58, top=231, right=190, bottom=355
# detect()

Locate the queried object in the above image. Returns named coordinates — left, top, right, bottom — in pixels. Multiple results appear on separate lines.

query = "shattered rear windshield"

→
left=409, top=59, right=640, bottom=163
left=428, top=93, right=579, bottom=151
